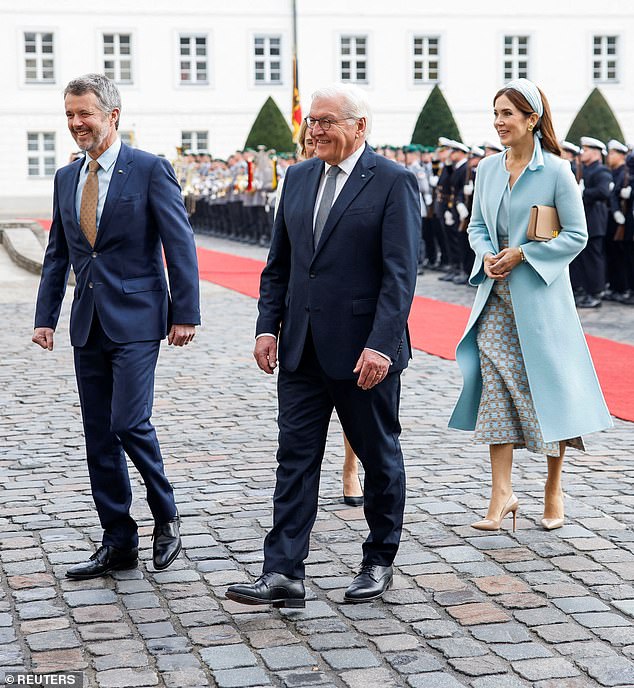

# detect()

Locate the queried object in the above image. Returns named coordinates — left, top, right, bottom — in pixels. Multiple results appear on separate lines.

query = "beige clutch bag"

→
left=527, top=205, right=561, bottom=241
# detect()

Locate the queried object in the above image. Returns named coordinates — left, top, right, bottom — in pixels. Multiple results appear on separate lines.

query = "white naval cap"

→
left=483, top=140, right=505, bottom=152
left=561, top=140, right=581, bottom=155
left=580, top=136, right=607, bottom=155
left=607, top=139, right=628, bottom=154
left=448, top=140, right=470, bottom=154
left=437, top=136, right=453, bottom=147
left=470, top=146, right=485, bottom=158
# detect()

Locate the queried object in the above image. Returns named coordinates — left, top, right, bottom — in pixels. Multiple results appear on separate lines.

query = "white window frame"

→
left=27, top=132, right=56, bottom=178
left=181, top=131, right=209, bottom=154
left=503, top=35, right=529, bottom=81
left=592, top=35, right=619, bottom=83
left=102, top=32, right=133, bottom=84
left=412, top=35, right=440, bottom=84
left=24, top=31, right=55, bottom=84
left=178, top=34, right=209, bottom=85
left=253, top=34, right=283, bottom=85
left=339, top=35, right=368, bottom=84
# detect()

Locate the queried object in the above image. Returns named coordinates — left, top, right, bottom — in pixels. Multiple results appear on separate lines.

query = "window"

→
left=593, top=36, right=618, bottom=82
left=181, top=131, right=208, bottom=153
left=103, top=33, right=132, bottom=83
left=339, top=35, right=367, bottom=83
left=179, top=35, right=208, bottom=84
left=27, top=132, right=55, bottom=177
left=254, top=35, right=282, bottom=84
left=24, top=32, right=54, bottom=83
left=413, top=36, right=440, bottom=83
left=503, top=35, right=529, bottom=80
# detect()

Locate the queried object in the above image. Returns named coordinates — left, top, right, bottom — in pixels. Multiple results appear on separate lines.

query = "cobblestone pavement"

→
left=2, top=240, right=634, bottom=688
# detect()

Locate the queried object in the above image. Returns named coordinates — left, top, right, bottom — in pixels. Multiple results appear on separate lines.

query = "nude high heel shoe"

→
left=471, top=494, right=519, bottom=532
left=541, top=489, right=565, bottom=530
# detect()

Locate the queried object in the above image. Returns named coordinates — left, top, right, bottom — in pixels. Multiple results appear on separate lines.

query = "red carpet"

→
left=196, top=247, right=634, bottom=423
left=31, top=222, right=634, bottom=423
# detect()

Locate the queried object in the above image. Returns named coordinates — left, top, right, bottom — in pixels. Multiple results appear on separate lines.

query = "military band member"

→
left=571, top=137, right=612, bottom=308
left=605, top=139, right=632, bottom=303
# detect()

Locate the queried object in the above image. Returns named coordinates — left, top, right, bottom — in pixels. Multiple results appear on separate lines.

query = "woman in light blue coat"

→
left=449, top=80, right=612, bottom=532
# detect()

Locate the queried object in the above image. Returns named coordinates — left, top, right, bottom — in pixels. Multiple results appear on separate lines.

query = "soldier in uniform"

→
left=561, top=141, right=581, bottom=178
left=571, top=137, right=612, bottom=308
left=404, top=144, right=430, bottom=273
left=442, top=141, right=471, bottom=284
left=605, top=140, right=632, bottom=303
left=457, top=146, right=484, bottom=280
left=434, top=138, right=455, bottom=280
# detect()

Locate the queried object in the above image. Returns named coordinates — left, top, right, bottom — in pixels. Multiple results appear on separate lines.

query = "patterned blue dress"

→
left=473, top=185, right=584, bottom=456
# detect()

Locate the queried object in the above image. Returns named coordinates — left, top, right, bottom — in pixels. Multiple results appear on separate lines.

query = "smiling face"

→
left=493, top=94, right=537, bottom=150
left=65, top=92, right=119, bottom=159
left=309, top=95, right=365, bottom=165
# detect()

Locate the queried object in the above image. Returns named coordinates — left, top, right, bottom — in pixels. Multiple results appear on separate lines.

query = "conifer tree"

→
left=245, top=97, right=295, bottom=152
left=411, top=85, right=462, bottom=146
left=566, top=88, right=625, bottom=145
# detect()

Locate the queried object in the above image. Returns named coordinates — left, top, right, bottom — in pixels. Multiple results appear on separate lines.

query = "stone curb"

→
left=0, top=220, right=45, bottom=275
left=0, top=219, right=76, bottom=286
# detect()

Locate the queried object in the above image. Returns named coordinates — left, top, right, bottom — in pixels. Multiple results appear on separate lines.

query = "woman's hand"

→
left=484, top=248, right=523, bottom=280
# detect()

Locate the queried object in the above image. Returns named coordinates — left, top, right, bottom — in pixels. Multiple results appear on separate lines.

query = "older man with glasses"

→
left=226, top=83, right=420, bottom=608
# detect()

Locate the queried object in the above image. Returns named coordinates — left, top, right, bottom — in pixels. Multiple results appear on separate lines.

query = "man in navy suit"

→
left=227, top=84, right=420, bottom=607
left=32, top=74, right=200, bottom=579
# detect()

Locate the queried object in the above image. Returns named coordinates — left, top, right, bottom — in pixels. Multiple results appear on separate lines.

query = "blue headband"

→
left=504, top=78, right=544, bottom=118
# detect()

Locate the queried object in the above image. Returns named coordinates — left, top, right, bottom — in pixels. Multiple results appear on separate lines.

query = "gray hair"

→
left=64, top=73, right=121, bottom=129
left=311, top=83, right=372, bottom=136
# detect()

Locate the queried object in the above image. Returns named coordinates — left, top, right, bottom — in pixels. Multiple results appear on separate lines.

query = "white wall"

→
left=0, top=0, right=632, bottom=210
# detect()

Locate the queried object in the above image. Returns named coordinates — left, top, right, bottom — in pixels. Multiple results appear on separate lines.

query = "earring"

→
left=528, top=124, right=534, bottom=132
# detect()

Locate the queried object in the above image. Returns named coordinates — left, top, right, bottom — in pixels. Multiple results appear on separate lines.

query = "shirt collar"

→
left=82, top=138, right=122, bottom=174
left=500, top=135, right=545, bottom=174
left=324, top=142, right=366, bottom=177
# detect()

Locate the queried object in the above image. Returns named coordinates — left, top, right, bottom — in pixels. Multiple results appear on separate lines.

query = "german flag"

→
left=291, top=53, right=301, bottom=143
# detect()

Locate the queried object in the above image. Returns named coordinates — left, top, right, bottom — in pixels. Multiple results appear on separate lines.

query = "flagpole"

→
left=291, top=0, right=301, bottom=143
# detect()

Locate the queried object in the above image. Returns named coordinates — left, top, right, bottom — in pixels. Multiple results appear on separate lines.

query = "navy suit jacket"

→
left=582, top=160, right=612, bottom=238
left=35, top=143, right=200, bottom=346
left=256, top=145, right=420, bottom=379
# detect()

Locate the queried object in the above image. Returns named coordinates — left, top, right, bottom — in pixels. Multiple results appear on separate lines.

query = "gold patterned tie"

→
left=79, top=159, right=100, bottom=247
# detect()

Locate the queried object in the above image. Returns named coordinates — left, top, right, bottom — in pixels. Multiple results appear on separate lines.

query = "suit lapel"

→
left=312, top=146, right=375, bottom=258
left=96, top=144, right=134, bottom=246
left=302, top=158, right=324, bottom=252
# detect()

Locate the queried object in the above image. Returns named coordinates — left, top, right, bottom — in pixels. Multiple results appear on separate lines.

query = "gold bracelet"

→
left=518, top=246, right=526, bottom=262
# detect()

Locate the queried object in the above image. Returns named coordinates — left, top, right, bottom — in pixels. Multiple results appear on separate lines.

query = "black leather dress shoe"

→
left=226, top=572, right=305, bottom=608
left=344, top=564, right=393, bottom=603
left=153, top=516, right=181, bottom=570
left=66, top=545, right=138, bottom=580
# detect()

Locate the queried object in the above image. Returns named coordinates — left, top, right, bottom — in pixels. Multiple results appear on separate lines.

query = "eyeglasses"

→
left=304, top=116, right=355, bottom=131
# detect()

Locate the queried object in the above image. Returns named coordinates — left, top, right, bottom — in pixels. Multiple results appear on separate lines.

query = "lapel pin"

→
left=117, top=169, right=124, bottom=174
left=361, top=174, right=366, bottom=178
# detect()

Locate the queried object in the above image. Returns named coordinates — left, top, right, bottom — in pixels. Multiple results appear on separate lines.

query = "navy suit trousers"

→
left=73, top=315, right=176, bottom=549
left=263, top=329, right=405, bottom=579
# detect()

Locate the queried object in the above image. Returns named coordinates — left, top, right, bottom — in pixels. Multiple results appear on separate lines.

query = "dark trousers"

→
left=263, top=330, right=406, bottom=579
left=605, top=222, right=630, bottom=293
left=570, top=236, right=606, bottom=295
left=73, top=315, right=176, bottom=549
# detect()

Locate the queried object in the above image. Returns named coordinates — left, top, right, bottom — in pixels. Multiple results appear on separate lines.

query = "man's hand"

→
left=168, top=324, right=196, bottom=346
left=32, top=327, right=55, bottom=351
left=484, top=248, right=522, bottom=281
left=353, top=349, right=390, bottom=391
left=254, top=335, right=277, bottom=374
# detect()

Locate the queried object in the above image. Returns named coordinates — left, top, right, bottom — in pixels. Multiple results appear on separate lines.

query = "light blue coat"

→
left=449, top=137, right=613, bottom=443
